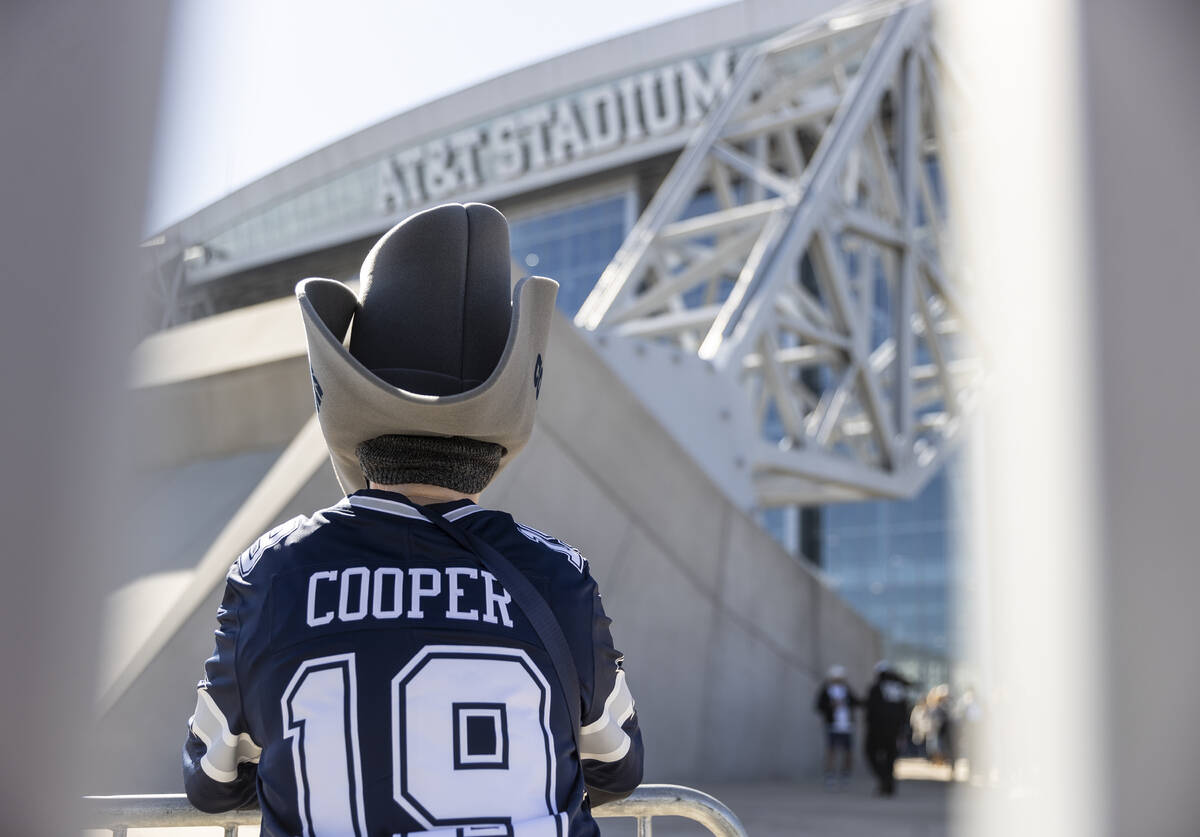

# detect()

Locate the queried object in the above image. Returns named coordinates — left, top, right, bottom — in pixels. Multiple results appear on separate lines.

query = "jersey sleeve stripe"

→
left=581, top=734, right=633, bottom=764
left=514, top=523, right=586, bottom=572
left=579, top=670, right=635, bottom=762
left=190, top=689, right=262, bottom=783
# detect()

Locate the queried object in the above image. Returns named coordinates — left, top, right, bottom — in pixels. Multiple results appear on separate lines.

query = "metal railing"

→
left=82, top=783, right=747, bottom=837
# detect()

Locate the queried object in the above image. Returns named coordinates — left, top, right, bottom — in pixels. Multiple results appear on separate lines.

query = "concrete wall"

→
left=96, top=307, right=880, bottom=792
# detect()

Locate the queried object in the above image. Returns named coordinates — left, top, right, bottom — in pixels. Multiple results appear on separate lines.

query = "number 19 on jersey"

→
left=282, top=645, right=562, bottom=837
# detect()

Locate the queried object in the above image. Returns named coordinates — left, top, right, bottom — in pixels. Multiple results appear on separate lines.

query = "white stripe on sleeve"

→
left=190, top=689, right=262, bottom=782
left=579, top=669, right=635, bottom=762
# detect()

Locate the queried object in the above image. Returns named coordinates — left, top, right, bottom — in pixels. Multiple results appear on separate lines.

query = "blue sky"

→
left=147, top=0, right=732, bottom=233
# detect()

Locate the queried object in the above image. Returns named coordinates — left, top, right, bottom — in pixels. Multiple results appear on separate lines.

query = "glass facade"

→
left=757, top=507, right=799, bottom=556
left=508, top=192, right=632, bottom=317
left=819, top=457, right=965, bottom=686
left=203, top=165, right=380, bottom=273
left=758, top=463, right=963, bottom=688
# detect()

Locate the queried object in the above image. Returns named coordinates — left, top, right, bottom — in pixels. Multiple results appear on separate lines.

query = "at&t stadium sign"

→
left=184, top=48, right=739, bottom=282
left=375, top=49, right=735, bottom=213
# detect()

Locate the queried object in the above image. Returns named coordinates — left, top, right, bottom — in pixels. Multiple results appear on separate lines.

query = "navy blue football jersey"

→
left=183, top=490, right=643, bottom=837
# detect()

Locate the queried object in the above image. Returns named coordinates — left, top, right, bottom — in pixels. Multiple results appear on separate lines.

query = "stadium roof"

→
left=151, top=0, right=838, bottom=252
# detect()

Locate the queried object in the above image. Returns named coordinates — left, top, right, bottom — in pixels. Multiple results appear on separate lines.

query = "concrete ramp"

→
left=93, top=302, right=880, bottom=792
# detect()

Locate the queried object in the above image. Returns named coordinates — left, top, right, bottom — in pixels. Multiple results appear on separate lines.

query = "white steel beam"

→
left=575, top=0, right=976, bottom=509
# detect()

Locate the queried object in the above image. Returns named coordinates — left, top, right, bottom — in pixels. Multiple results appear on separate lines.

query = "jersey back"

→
left=183, top=491, right=643, bottom=837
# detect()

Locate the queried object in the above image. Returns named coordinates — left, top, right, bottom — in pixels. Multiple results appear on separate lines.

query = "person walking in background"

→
left=813, top=665, right=859, bottom=789
left=930, top=685, right=958, bottom=771
left=864, top=661, right=910, bottom=797
left=924, top=685, right=948, bottom=764
left=909, top=696, right=931, bottom=758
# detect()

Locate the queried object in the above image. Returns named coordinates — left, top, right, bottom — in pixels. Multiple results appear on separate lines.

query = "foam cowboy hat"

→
left=296, top=202, right=558, bottom=494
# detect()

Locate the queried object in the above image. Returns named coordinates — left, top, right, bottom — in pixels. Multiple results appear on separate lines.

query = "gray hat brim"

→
left=297, top=274, right=558, bottom=494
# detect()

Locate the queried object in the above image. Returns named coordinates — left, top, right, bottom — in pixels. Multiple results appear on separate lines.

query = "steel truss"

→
left=575, top=0, right=977, bottom=507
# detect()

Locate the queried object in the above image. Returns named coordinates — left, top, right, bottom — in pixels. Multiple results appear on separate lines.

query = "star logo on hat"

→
left=310, top=368, right=324, bottom=411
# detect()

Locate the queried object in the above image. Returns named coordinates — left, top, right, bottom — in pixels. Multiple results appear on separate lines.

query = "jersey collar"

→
left=343, top=489, right=486, bottom=523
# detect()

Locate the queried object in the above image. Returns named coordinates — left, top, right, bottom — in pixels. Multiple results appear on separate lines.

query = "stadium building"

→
left=109, top=0, right=974, bottom=791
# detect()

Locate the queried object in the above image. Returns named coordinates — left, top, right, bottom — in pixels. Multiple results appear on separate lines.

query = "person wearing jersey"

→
left=813, top=665, right=859, bottom=789
left=181, top=202, right=644, bottom=837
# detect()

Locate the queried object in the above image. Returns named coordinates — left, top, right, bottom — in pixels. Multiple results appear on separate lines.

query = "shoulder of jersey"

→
left=505, top=517, right=588, bottom=575
left=235, top=514, right=311, bottom=578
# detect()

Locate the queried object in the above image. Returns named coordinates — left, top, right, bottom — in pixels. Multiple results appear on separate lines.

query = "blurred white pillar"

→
left=0, top=1, right=167, bottom=833
left=941, top=1, right=1101, bottom=835
left=943, top=0, right=1200, bottom=834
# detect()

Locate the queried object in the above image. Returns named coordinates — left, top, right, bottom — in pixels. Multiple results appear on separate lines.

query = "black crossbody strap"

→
left=403, top=496, right=583, bottom=751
